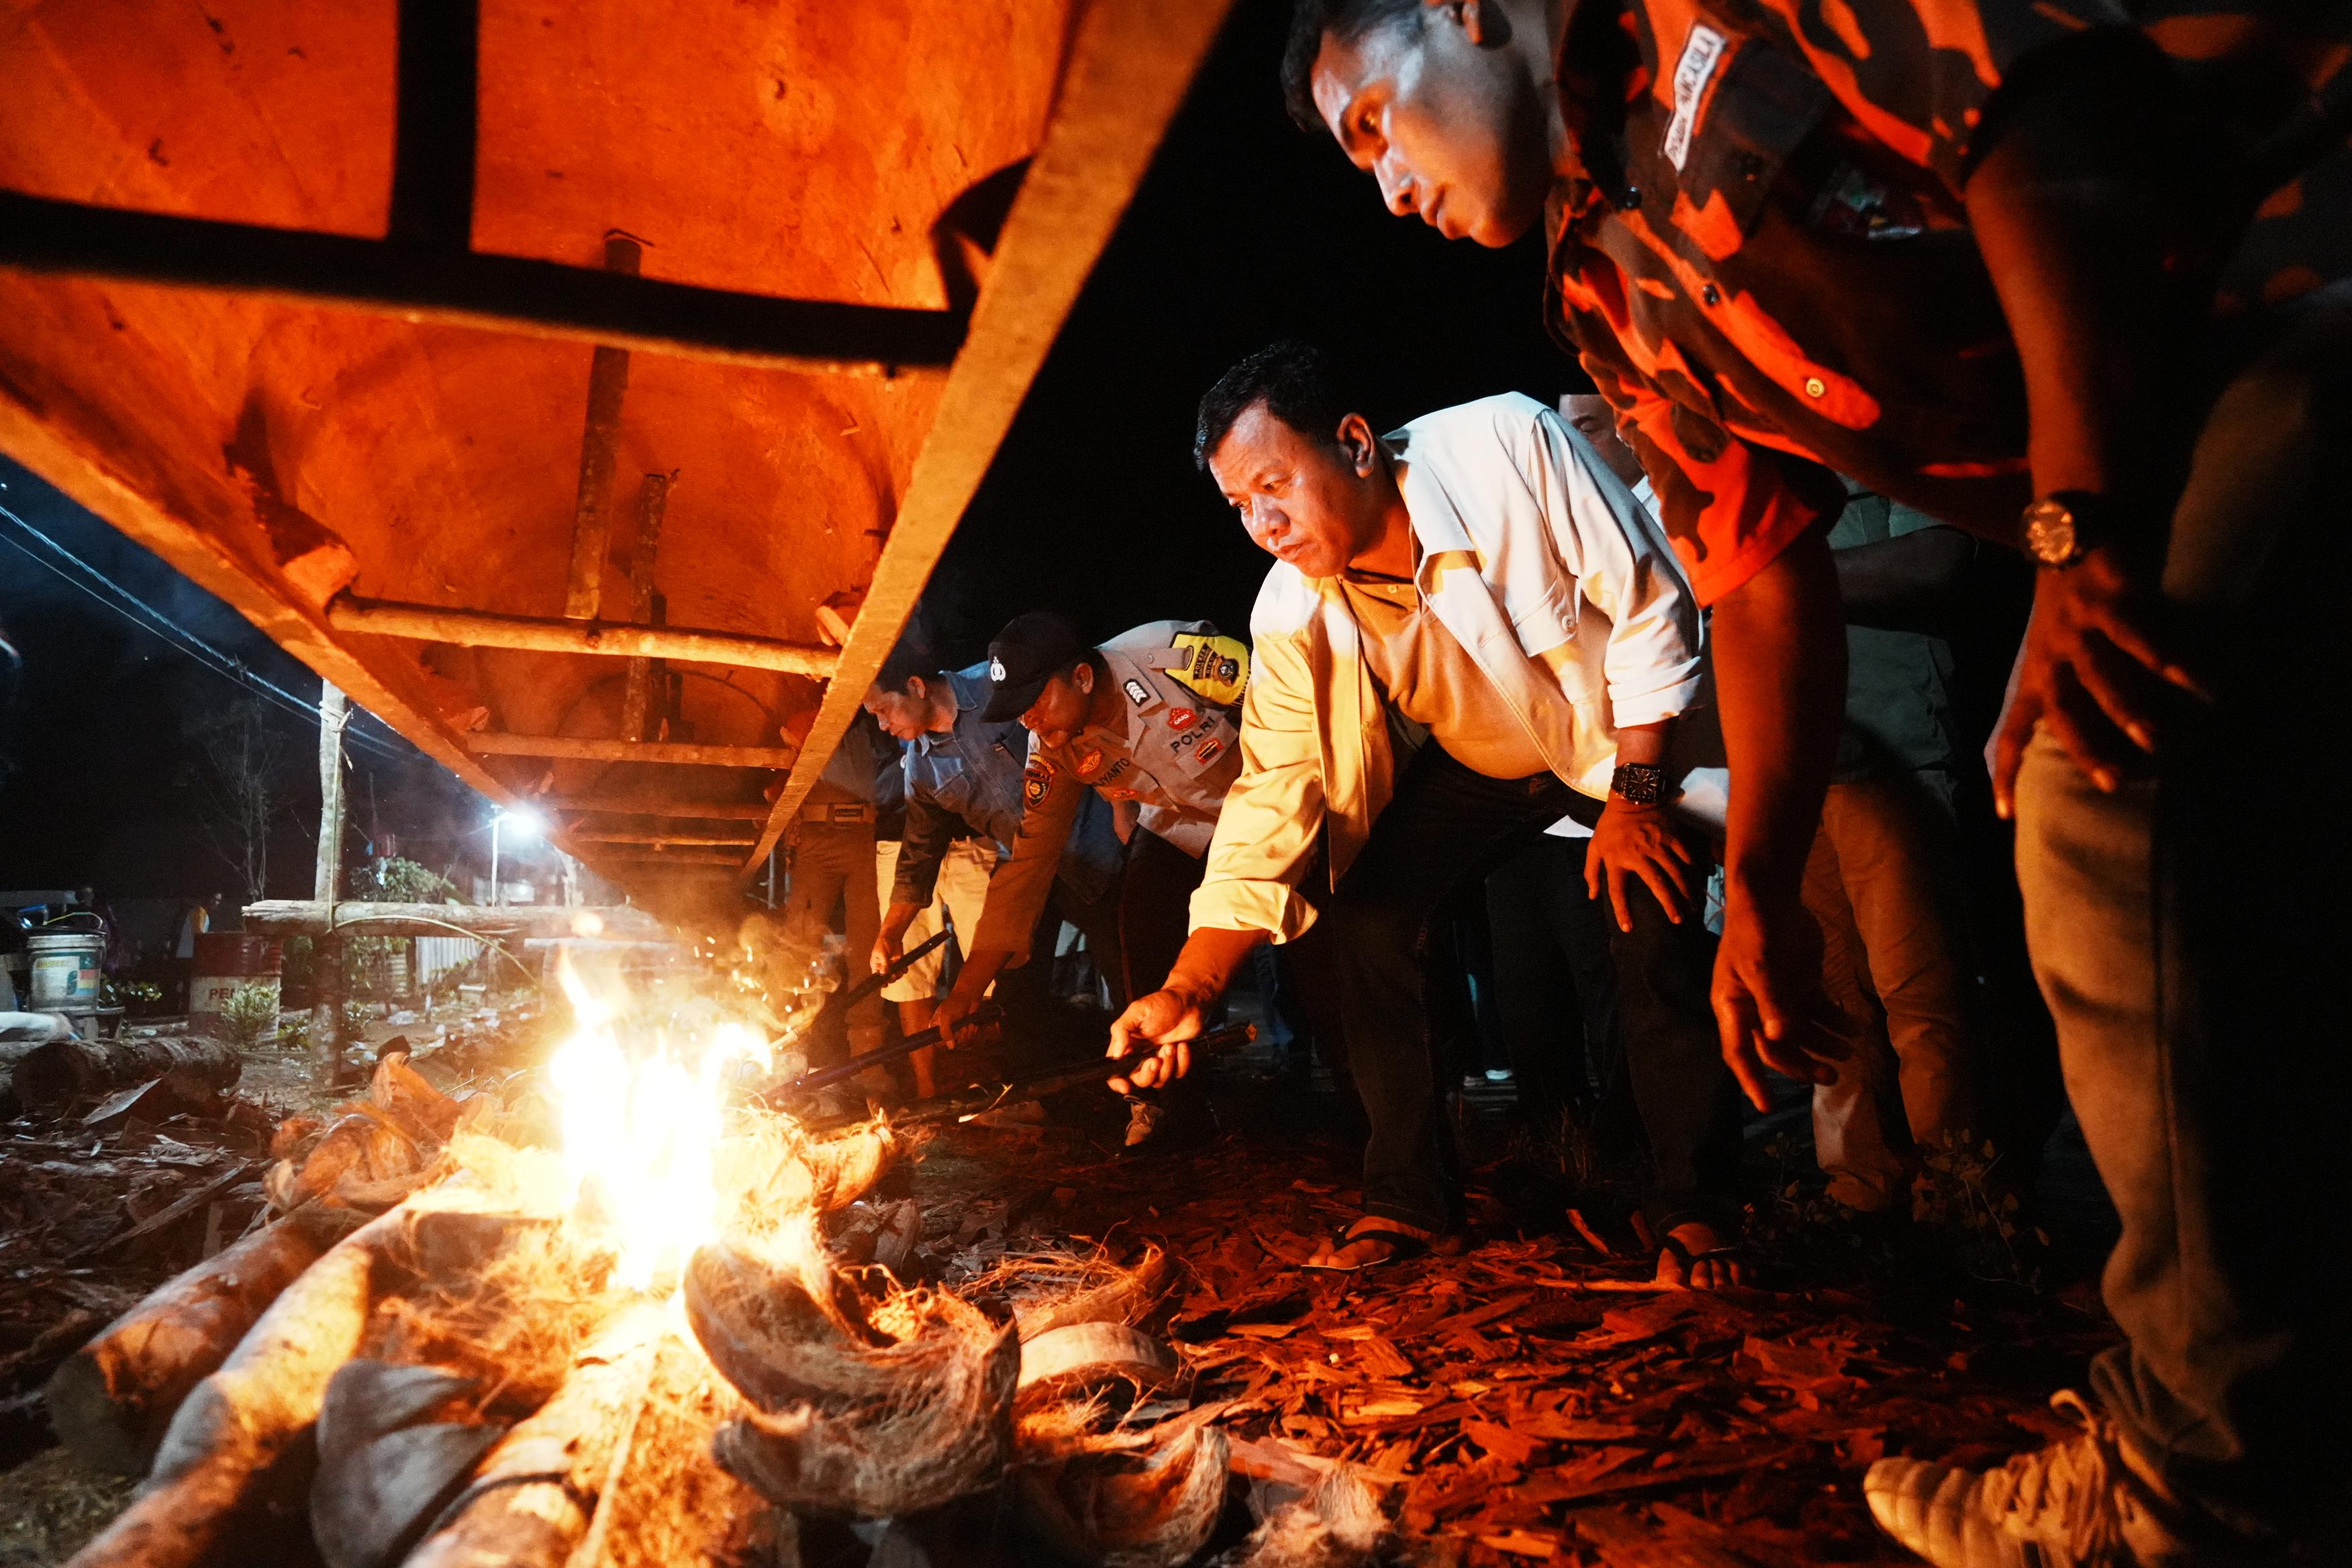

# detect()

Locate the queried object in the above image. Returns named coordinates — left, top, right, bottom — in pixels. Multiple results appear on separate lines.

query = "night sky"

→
left=0, top=3, right=1585, bottom=906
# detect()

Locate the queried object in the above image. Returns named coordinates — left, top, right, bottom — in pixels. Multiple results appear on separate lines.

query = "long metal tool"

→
left=807, top=1021, right=1261, bottom=1132
left=824, top=926, right=954, bottom=1019
left=763, top=998, right=1002, bottom=1102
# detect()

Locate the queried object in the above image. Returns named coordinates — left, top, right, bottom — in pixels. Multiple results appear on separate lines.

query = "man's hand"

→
left=1990, top=544, right=2207, bottom=817
left=1712, top=889, right=1846, bottom=1112
left=1106, top=988, right=1208, bottom=1094
left=932, top=978, right=989, bottom=1049
left=1585, top=800, right=1696, bottom=930
left=871, top=901, right=920, bottom=976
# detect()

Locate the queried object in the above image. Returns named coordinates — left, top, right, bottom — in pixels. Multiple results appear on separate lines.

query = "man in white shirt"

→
left=1110, top=342, right=1747, bottom=1281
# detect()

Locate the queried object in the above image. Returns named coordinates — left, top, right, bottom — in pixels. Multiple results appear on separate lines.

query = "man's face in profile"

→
left=1311, top=1, right=1553, bottom=248
left=1208, top=403, right=1381, bottom=580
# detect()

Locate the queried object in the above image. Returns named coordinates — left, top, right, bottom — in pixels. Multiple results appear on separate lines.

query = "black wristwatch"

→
left=1610, top=763, right=1666, bottom=806
left=2021, top=491, right=2111, bottom=569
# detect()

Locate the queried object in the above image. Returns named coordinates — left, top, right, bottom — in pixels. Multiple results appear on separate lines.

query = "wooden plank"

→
left=468, top=733, right=798, bottom=767
left=737, top=0, right=1238, bottom=877
left=327, top=593, right=834, bottom=675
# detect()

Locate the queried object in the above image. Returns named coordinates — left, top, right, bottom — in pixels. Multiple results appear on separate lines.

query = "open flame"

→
left=548, top=952, right=772, bottom=1292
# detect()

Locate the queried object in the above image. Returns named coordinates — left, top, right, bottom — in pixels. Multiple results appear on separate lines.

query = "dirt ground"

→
left=884, top=1046, right=2119, bottom=1568
left=0, top=999, right=2120, bottom=1567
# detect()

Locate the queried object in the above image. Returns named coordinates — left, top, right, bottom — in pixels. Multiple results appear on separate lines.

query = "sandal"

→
left=1302, top=1218, right=1439, bottom=1273
left=1655, top=1233, right=1756, bottom=1291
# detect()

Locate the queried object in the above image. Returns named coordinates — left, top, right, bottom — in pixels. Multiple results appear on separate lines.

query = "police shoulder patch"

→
left=1122, top=677, right=1151, bottom=706
left=1022, top=754, right=1056, bottom=807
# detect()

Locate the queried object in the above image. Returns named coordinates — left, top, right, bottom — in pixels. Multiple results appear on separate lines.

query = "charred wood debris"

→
left=0, top=1011, right=2117, bottom=1568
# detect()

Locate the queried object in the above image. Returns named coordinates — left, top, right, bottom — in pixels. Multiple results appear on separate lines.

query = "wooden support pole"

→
left=563, top=234, right=639, bottom=622
left=622, top=473, right=671, bottom=742
left=312, top=683, right=350, bottom=1085
left=468, top=734, right=799, bottom=768
left=326, top=593, right=835, bottom=676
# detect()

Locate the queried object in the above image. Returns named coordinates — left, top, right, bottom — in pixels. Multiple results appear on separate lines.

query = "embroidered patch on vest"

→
left=1663, top=25, right=1729, bottom=172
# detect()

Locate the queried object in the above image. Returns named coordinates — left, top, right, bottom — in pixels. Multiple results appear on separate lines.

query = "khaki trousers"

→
left=1803, top=769, right=1979, bottom=1212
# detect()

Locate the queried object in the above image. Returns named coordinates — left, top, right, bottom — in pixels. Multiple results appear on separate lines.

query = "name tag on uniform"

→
left=1663, top=24, right=1728, bottom=172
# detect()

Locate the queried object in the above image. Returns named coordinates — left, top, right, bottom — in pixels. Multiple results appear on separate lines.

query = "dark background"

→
left=0, top=1, right=1587, bottom=903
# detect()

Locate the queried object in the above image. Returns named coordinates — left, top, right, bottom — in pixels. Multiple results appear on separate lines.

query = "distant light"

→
left=499, top=806, right=546, bottom=840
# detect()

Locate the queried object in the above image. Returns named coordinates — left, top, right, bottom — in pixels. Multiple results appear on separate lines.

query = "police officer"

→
left=861, top=645, right=1127, bottom=1089
left=932, top=613, right=1251, bottom=1143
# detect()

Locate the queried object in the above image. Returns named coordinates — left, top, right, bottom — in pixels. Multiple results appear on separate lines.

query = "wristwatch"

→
left=2021, top=492, right=2108, bottom=569
left=1610, top=763, right=1665, bottom=806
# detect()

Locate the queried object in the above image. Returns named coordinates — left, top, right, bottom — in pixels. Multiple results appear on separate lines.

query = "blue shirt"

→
left=893, top=663, right=1120, bottom=907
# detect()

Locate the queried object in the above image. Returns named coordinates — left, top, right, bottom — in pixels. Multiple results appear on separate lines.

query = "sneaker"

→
left=1865, top=1391, right=2189, bottom=1567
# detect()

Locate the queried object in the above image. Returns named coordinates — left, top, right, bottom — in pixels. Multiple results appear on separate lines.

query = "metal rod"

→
left=564, top=235, right=640, bottom=620
left=0, top=192, right=967, bottom=375
left=767, top=1001, right=1003, bottom=1099
left=390, top=0, right=479, bottom=249
left=468, top=734, right=799, bottom=767
left=621, top=472, right=671, bottom=738
left=327, top=593, right=836, bottom=675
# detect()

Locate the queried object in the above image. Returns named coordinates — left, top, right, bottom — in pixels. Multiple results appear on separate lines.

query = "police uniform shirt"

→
left=967, top=620, right=1250, bottom=961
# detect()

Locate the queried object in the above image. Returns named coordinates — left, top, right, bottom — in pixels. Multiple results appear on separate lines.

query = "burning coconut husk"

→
left=686, top=1228, right=1020, bottom=1520
left=49, top=941, right=914, bottom=1568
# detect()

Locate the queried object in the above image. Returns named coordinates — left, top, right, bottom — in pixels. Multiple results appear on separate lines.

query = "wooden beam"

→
left=621, top=473, right=671, bottom=739
left=738, top=0, right=1238, bottom=878
left=562, top=234, right=638, bottom=620
left=563, top=830, right=757, bottom=846
left=469, top=733, right=799, bottom=768
left=587, top=848, right=748, bottom=867
left=0, top=191, right=966, bottom=376
left=546, top=793, right=771, bottom=820
left=241, top=899, right=669, bottom=939
left=326, top=594, right=836, bottom=676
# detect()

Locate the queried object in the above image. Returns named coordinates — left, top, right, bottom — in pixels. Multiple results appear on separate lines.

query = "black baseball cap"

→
left=978, top=611, right=1089, bottom=722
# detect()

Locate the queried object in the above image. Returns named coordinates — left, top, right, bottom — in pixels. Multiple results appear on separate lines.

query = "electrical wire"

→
left=0, top=502, right=411, bottom=761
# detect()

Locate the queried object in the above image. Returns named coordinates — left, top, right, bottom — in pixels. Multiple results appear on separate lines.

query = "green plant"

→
left=219, top=979, right=282, bottom=1050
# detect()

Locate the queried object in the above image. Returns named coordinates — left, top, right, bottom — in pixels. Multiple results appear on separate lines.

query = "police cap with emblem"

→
left=978, top=611, right=1090, bottom=723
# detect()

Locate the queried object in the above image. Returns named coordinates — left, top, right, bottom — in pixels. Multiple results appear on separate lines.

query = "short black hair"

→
left=875, top=628, right=944, bottom=693
left=1281, top=0, right=1426, bottom=134
left=1194, top=340, right=1355, bottom=471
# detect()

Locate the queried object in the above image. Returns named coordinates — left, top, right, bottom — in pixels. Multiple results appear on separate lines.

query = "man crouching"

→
left=1112, top=340, right=1755, bottom=1283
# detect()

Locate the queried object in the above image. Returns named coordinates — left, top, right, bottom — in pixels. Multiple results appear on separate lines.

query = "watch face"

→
left=2023, top=500, right=2078, bottom=566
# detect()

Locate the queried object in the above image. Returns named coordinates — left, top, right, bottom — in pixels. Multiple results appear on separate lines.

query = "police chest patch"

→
left=1122, top=677, right=1151, bottom=705
left=1023, top=755, right=1055, bottom=805
left=1075, top=746, right=1104, bottom=779
left=1166, top=706, right=1197, bottom=732
left=1194, top=737, right=1224, bottom=767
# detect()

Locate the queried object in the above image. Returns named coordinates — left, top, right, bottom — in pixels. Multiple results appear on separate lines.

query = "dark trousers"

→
left=2012, top=293, right=2352, bottom=1534
left=1328, top=745, right=1736, bottom=1234
left=1485, top=837, right=1634, bottom=1139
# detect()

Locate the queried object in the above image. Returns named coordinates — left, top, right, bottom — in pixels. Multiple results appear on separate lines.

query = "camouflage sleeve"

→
left=1582, top=346, right=1846, bottom=606
left=1736, top=0, right=2133, bottom=193
left=966, top=746, right=1084, bottom=964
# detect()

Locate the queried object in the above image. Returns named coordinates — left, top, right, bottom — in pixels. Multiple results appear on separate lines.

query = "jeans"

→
left=2011, top=294, right=2351, bottom=1535
left=1324, top=744, right=1738, bottom=1235
left=1804, top=769, right=1981, bottom=1212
